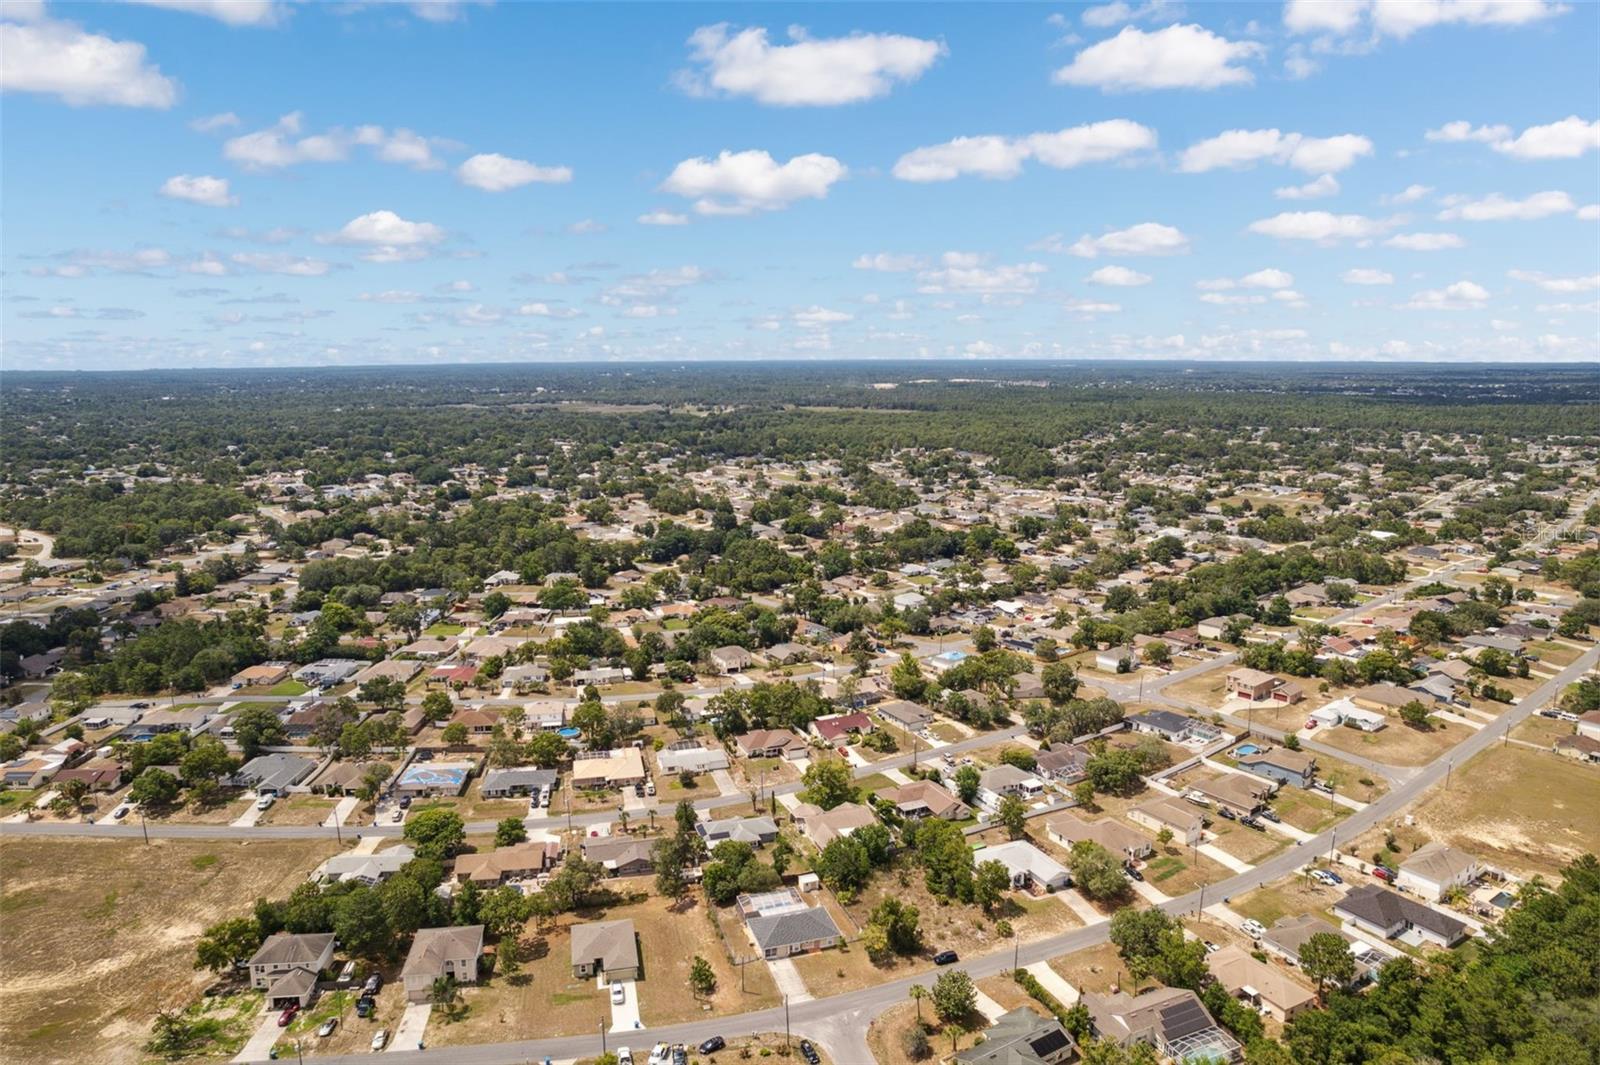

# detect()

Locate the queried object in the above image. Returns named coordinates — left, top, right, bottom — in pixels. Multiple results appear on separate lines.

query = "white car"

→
left=1241, top=918, right=1267, bottom=939
left=1310, top=869, right=1340, bottom=887
left=254, top=794, right=275, bottom=811
left=370, top=1028, right=389, bottom=1052
left=611, top=982, right=626, bottom=1005
left=618, top=1048, right=633, bottom=1065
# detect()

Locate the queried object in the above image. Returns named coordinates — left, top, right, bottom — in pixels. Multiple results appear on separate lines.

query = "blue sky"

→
left=3, top=0, right=1597, bottom=369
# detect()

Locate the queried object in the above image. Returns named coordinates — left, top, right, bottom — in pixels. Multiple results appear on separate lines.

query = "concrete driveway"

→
left=389, top=1002, right=432, bottom=1052
left=765, top=957, right=811, bottom=1003
left=231, top=794, right=268, bottom=828
left=606, top=979, right=641, bottom=1032
left=232, top=1004, right=282, bottom=1063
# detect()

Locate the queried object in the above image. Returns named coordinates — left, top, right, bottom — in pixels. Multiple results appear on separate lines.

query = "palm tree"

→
left=946, top=1022, right=966, bottom=1055
left=909, top=984, right=927, bottom=1026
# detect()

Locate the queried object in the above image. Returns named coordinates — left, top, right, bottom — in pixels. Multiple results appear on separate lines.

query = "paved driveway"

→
left=232, top=1004, right=281, bottom=1063
left=389, top=1002, right=432, bottom=1052
left=765, top=957, right=811, bottom=1003
left=231, top=794, right=268, bottom=828
left=607, top=979, right=641, bottom=1032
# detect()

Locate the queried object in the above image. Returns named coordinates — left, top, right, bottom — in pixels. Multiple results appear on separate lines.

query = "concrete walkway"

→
left=390, top=1002, right=432, bottom=1052
left=231, top=794, right=268, bottom=828
left=710, top=769, right=740, bottom=797
left=1198, top=842, right=1255, bottom=875
left=1056, top=889, right=1107, bottom=925
left=766, top=957, right=812, bottom=1003
left=880, top=766, right=912, bottom=785
left=972, top=988, right=1007, bottom=1024
left=1128, top=878, right=1171, bottom=905
left=1023, top=962, right=1080, bottom=1006
left=1263, top=818, right=1313, bottom=843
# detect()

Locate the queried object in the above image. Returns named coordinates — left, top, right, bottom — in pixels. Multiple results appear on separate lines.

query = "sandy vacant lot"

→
left=0, top=836, right=339, bottom=1065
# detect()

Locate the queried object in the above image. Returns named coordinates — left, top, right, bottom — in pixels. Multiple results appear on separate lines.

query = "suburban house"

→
left=766, top=642, right=812, bottom=665
left=1262, top=915, right=1376, bottom=987
left=570, top=919, right=640, bottom=982
left=1126, top=709, right=1217, bottom=744
left=1349, top=683, right=1416, bottom=715
left=657, top=741, right=730, bottom=775
left=697, top=815, right=779, bottom=847
left=1197, top=615, right=1244, bottom=641
left=1046, top=813, right=1154, bottom=861
left=953, top=1008, right=1077, bottom=1065
left=972, top=840, right=1072, bottom=893
left=880, top=780, right=971, bottom=821
left=1083, top=987, right=1241, bottom=1064
left=1128, top=797, right=1205, bottom=846
left=811, top=711, right=873, bottom=745
left=1190, top=773, right=1275, bottom=817
left=1397, top=842, right=1481, bottom=902
left=1095, top=646, right=1137, bottom=673
left=792, top=801, right=877, bottom=849
left=393, top=759, right=475, bottom=797
left=1577, top=710, right=1600, bottom=742
left=876, top=700, right=935, bottom=732
left=1236, top=746, right=1318, bottom=788
left=401, top=925, right=484, bottom=1002
left=232, top=663, right=291, bottom=689
left=1225, top=667, right=1304, bottom=705
left=581, top=836, right=656, bottom=877
left=248, top=932, right=335, bottom=1009
left=1333, top=884, right=1469, bottom=948
left=1034, top=745, right=1089, bottom=784
left=453, top=841, right=563, bottom=885
left=977, top=764, right=1045, bottom=810
left=709, top=645, right=755, bottom=674
left=569, top=748, right=648, bottom=790
left=479, top=766, right=558, bottom=798
left=447, top=707, right=499, bottom=735
left=232, top=753, right=317, bottom=796
left=738, top=889, right=843, bottom=959
left=312, top=844, right=416, bottom=886
left=733, top=729, right=809, bottom=761
left=1205, top=944, right=1317, bottom=1021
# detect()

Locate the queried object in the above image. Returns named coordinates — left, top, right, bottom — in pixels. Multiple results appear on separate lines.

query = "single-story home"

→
left=953, top=1008, right=1076, bottom=1065
left=581, top=836, right=656, bottom=877
left=739, top=889, right=843, bottom=960
left=1047, top=812, right=1153, bottom=861
left=454, top=841, right=563, bottom=885
left=312, top=844, right=416, bottom=886
left=657, top=741, right=730, bottom=775
left=698, top=815, right=779, bottom=847
left=393, top=759, right=475, bottom=797
left=1083, top=987, right=1241, bottom=1063
left=1034, top=745, right=1089, bottom=784
left=233, top=663, right=291, bottom=689
left=1190, top=773, right=1274, bottom=817
left=972, top=840, right=1071, bottom=893
left=232, top=753, right=317, bottom=796
left=570, top=918, right=640, bottom=982
left=880, top=779, right=970, bottom=821
left=811, top=711, right=872, bottom=745
left=876, top=700, right=935, bottom=731
left=1126, top=709, right=1213, bottom=743
left=1095, top=646, right=1137, bottom=673
left=1333, top=884, right=1468, bottom=948
left=479, top=766, right=558, bottom=798
left=733, top=729, right=809, bottom=761
left=1205, top=944, right=1317, bottom=1021
left=1261, top=914, right=1375, bottom=987
left=792, top=801, right=877, bottom=849
left=1236, top=746, right=1318, bottom=789
left=570, top=748, right=647, bottom=790
left=1128, top=797, right=1204, bottom=846
left=977, top=764, right=1045, bottom=809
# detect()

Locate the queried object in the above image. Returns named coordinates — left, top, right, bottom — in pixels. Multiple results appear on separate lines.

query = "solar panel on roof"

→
left=1159, top=997, right=1214, bottom=1039
left=1027, top=1029, right=1071, bottom=1057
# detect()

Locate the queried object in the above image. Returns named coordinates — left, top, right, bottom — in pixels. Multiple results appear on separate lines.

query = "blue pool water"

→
left=558, top=727, right=581, bottom=738
left=1236, top=744, right=1261, bottom=755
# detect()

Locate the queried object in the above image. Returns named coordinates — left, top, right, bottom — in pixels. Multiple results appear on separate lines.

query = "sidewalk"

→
left=1198, top=842, right=1254, bottom=875
left=1056, top=888, right=1107, bottom=925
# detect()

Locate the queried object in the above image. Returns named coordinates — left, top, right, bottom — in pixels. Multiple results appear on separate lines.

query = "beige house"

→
left=570, top=747, right=647, bottom=790
left=1205, top=944, right=1317, bottom=1021
left=401, top=925, right=484, bottom=1002
left=1396, top=841, right=1481, bottom=901
left=1046, top=813, right=1153, bottom=861
left=248, top=932, right=335, bottom=1009
left=570, top=919, right=640, bottom=982
left=1128, top=797, right=1204, bottom=846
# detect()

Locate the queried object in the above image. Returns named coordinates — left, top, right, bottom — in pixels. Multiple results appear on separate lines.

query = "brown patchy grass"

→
left=0, top=835, right=340, bottom=1065
left=1312, top=717, right=1467, bottom=767
left=1230, top=876, right=1346, bottom=928
left=1406, top=743, right=1600, bottom=878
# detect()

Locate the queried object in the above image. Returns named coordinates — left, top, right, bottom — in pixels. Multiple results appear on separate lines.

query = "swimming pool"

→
left=558, top=727, right=581, bottom=738
left=1236, top=744, right=1261, bottom=756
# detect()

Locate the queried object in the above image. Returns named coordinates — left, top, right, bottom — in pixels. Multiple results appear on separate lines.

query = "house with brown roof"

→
left=249, top=932, right=335, bottom=1008
left=880, top=780, right=970, bottom=821
left=570, top=919, right=640, bottom=982
left=1190, top=773, right=1274, bottom=817
left=792, top=801, right=877, bottom=849
left=453, top=841, right=563, bottom=885
left=1128, top=796, right=1204, bottom=846
left=1205, top=944, right=1317, bottom=1021
left=733, top=728, right=809, bottom=760
left=1046, top=812, right=1153, bottom=860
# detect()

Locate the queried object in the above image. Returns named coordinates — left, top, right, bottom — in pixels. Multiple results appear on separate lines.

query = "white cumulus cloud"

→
left=1288, top=0, right=1567, bottom=40
left=1437, top=190, right=1575, bottom=221
left=892, top=119, right=1156, bottom=181
left=1179, top=129, right=1374, bottom=174
left=1403, top=279, right=1490, bottom=310
left=1248, top=211, right=1387, bottom=242
left=159, top=174, right=236, bottom=207
left=679, top=23, right=945, bottom=106
left=457, top=152, right=573, bottom=191
left=1342, top=268, right=1395, bottom=285
left=637, top=210, right=689, bottom=226
left=661, top=149, right=845, bottom=215
left=0, top=15, right=178, bottom=108
left=128, top=1, right=284, bottom=26
left=1086, top=265, right=1152, bottom=286
left=1065, top=222, right=1190, bottom=258
left=1275, top=174, right=1340, bottom=200
left=1052, top=24, right=1264, bottom=92
left=1384, top=232, right=1466, bottom=250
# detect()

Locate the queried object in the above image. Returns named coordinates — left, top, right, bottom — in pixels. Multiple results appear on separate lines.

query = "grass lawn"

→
left=1526, top=640, right=1583, bottom=668
left=0, top=836, right=340, bottom=1065
left=425, top=621, right=467, bottom=636
left=1230, top=875, right=1346, bottom=928
left=1208, top=820, right=1292, bottom=865
left=1510, top=714, right=1574, bottom=747
left=1048, top=941, right=1130, bottom=996
left=263, top=678, right=310, bottom=696
left=1269, top=788, right=1347, bottom=834
left=1314, top=717, right=1467, bottom=767
left=1307, top=752, right=1389, bottom=804
left=259, top=794, right=339, bottom=826
left=1406, top=743, right=1600, bottom=878
left=634, top=895, right=781, bottom=1025
left=1139, top=846, right=1233, bottom=895
left=1166, top=665, right=1235, bottom=711
left=0, top=788, right=40, bottom=812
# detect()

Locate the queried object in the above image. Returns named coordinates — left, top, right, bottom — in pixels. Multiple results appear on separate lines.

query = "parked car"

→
left=1241, top=918, right=1267, bottom=939
left=1202, top=940, right=1219, bottom=954
left=112, top=806, right=130, bottom=820
left=617, top=1048, right=633, bottom=1065
left=1257, top=809, right=1281, bottom=823
left=1124, top=862, right=1144, bottom=881
left=355, top=996, right=376, bottom=1018
left=255, top=794, right=275, bottom=811
left=672, top=1046, right=687, bottom=1065
left=363, top=973, right=383, bottom=995
left=391, top=807, right=404, bottom=822
left=1304, top=718, right=1319, bottom=730
left=277, top=1005, right=298, bottom=1027
left=933, top=949, right=959, bottom=965
left=1311, top=869, right=1343, bottom=886
left=1217, top=806, right=1237, bottom=820
left=645, top=779, right=656, bottom=796
left=800, top=1040, right=820, bottom=1065
left=611, top=982, right=626, bottom=1005
left=1239, top=816, right=1265, bottom=831
left=1311, top=781, right=1336, bottom=795
left=336, top=960, right=358, bottom=987
left=647, top=1043, right=670, bottom=1065
left=699, top=1036, right=726, bottom=1054
left=398, top=795, right=412, bottom=809
left=1372, top=865, right=1395, bottom=882
left=317, top=1018, right=339, bottom=1038
left=370, top=1028, right=389, bottom=1052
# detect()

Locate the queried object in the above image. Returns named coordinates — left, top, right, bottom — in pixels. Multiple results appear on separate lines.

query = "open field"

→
left=1397, top=744, right=1600, bottom=878
left=0, top=836, right=340, bottom=1065
left=1313, top=716, right=1467, bottom=767
left=1230, top=875, right=1347, bottom=929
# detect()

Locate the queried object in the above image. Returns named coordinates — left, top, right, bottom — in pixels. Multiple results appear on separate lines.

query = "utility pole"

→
left=140, top=810, right=150, bottom=845
left=599, top=1019, right=606, bottom=1060
left=784, top=994, right=790, bottom=1051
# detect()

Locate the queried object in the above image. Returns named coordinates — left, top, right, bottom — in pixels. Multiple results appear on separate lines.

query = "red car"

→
left=277, top=1005, right=299, bottom=1027
left=1372, top=866, right=1395, bottom=882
